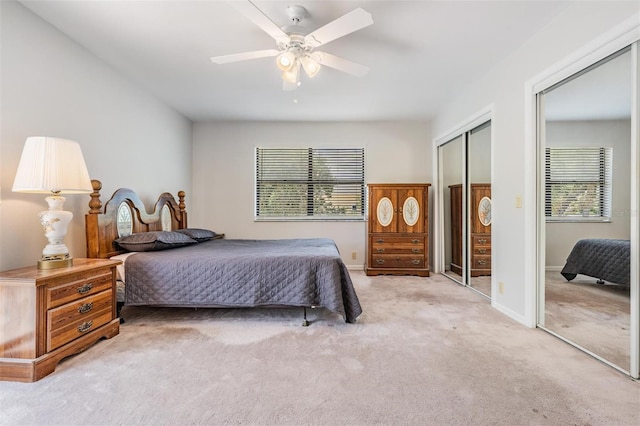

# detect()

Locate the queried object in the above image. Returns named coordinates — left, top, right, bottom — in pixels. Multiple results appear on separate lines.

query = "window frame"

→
left=254, top=147, right=366, bottom=222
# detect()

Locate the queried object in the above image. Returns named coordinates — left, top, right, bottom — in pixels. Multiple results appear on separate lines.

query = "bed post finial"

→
left=178, top=190, right=187, bottom=228
left=178, top=190, right=186, bottom=212
left=88, top=179, right=103, bottom=214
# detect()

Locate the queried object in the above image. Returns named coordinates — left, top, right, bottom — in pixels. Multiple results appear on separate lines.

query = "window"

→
left=545, top=147, right=612, bottom=221
left=255, top=147, right=365, bottom=220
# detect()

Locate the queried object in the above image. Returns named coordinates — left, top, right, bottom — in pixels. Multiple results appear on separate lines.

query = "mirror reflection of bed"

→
left=541, top=48, right=631, bottom=371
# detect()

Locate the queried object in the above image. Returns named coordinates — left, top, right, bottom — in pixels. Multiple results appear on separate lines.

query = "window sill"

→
left=546, top=217, right=612, bottom=223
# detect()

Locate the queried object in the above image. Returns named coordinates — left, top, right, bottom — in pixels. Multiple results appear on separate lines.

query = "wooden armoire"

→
left=366, top=183, right=430, bottom=276
left=449, top=183, right=491, bottom=277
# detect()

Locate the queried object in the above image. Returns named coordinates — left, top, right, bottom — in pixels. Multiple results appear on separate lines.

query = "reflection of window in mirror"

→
left=545, top=147, right=612, bottom=222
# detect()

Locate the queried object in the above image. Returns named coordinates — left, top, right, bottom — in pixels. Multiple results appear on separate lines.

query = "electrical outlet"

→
left=351, top=252, right=357, bottom=260
left=499, top=281, right=505, bottom=294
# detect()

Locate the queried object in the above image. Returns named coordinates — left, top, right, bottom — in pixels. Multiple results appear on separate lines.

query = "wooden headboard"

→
left=85, top=179, right=188, bottom=259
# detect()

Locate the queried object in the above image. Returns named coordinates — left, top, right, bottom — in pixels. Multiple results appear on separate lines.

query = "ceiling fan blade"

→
left=304, top=8, right=373, bottom=48
left=210, top=49, right=280, bottom=64
left=315, top=52, right=370, bottom=77
left=231, top=1, right=290, bottom=45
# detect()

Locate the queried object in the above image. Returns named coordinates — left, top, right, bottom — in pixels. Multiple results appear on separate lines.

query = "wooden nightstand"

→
left=0, top=258, right=120, bottom=382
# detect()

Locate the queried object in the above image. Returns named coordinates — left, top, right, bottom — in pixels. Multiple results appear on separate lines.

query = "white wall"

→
left=430, top=1, right=639, bottom=324
left=545, top=119, right=631, bottom=267
left=191, top=121, right=431, bottom=266
left=0, top=1, right=193, bottom=271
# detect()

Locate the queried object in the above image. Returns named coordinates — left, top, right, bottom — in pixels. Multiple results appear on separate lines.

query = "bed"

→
left=560, top=238, right=630, bottom=287
left=85, top=180, right=362, bottom=324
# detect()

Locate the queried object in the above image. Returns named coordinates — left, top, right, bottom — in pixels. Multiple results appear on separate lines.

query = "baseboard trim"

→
left=346, top=264, right=364, bottom=271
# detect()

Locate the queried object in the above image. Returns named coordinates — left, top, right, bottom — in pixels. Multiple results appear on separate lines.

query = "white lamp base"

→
left=37, top=195, right=73, bottom=270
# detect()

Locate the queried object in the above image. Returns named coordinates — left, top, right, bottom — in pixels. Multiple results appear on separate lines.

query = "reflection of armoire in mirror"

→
left=449, top=183, right=491, bottom=277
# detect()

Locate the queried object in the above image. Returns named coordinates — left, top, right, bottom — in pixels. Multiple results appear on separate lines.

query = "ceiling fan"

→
left=210, top=1, right=373, bottom=91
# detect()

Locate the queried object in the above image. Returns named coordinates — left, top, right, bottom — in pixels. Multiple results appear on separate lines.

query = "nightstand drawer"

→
left=47, top=290, right=112, bottom=331
left=47, top=308, right=113, bottom=352
left=46, top=270, right=113, bottom=309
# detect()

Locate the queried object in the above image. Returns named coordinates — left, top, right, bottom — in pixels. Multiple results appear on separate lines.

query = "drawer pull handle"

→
left=376, top=259, right=385, bottom=265
left=78, top=303, right=93, bottom=314
left=478, top=248, right=486, bottom=254
left=77, top=283, right=93, bottom=295
left=376, top=239, right=385, bottom=243
left=77, top=321, right=93, bottom=333
left=411, top=239, right=420, bottom=244
left=412, top=248, right=421, bottom=253
left=478, top=259, right=487, bottom=265
left=412, top=259, right=421, bottom=265
left=376, top=248, right=385, bottom=253
left=477, top=238, right=487, bottom=244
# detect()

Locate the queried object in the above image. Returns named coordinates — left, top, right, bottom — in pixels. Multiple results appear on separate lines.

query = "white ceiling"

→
left=20, top=0, right=577, bottom=122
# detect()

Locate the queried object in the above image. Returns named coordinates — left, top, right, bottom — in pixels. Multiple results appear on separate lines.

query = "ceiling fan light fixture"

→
left=282, top=62, right=300, bottom=84
left=300, top=54, right=321, bottom=78
left=276, top=51, right=296, bottom=71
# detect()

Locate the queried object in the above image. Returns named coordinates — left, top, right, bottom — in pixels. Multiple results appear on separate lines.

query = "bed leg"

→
left=302, top=307, right=309, bottom=327
left=117, top=302, right=125, bottom=324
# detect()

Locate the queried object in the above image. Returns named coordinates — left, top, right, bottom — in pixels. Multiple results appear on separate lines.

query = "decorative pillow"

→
left=174, top=228, right=221, bottom=242
left=114, top=231, right=197, bottom=252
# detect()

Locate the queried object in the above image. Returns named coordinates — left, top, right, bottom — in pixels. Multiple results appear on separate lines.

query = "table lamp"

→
left=12, top=137, right=93, bottom=269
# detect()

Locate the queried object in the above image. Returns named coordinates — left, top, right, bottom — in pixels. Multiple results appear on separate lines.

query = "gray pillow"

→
left=174, top=228, right=221, bottom=242
left=115, top=231, right=197, bottom=252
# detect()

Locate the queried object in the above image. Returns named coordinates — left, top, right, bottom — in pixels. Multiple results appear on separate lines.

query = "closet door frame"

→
left=524, top=17, right=639, bottom=378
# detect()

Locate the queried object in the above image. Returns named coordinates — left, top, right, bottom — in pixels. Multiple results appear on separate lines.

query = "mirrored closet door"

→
left=538, top=47, right=634, bottom=373
left=440, top=135, right=465, bottom=284
left=438, top=122, right=492, bottom=298
left=468, top=123, right=492, bottom=297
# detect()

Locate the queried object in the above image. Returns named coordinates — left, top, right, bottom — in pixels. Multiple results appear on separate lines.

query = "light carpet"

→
left=1, top=271, right=638, bottom=425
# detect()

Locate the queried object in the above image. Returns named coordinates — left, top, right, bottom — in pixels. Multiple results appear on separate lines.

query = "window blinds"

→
left=256, top=147, right=365, bottom=220
left=545, top=147, right=612, bottom=219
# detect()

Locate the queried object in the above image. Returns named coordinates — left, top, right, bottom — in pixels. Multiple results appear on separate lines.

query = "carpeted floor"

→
left=1, top=271, right=638, bottom=425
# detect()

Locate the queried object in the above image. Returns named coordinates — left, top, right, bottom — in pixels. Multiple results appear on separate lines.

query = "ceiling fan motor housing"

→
left=287, top=5, right=307, bottom=24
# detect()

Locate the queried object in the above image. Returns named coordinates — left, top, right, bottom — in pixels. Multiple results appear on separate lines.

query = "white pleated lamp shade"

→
left=12, top=137, right=93, bottom=194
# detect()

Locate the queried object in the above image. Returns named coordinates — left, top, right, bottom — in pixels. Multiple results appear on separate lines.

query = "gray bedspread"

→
left=560, top=238, right=630, bottom=286
left=125, top=238, right=362, bottom=323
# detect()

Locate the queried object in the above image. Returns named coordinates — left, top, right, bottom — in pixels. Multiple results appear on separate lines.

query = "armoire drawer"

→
left=370, top=236, right=425, bottom=254
left=471, top=234, right=491, bottom=247
left=473, top=246, right=491, bottom=256
left=472, top=255, right=491, bottom=270
left=371, top=254, right=425, bottom=269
